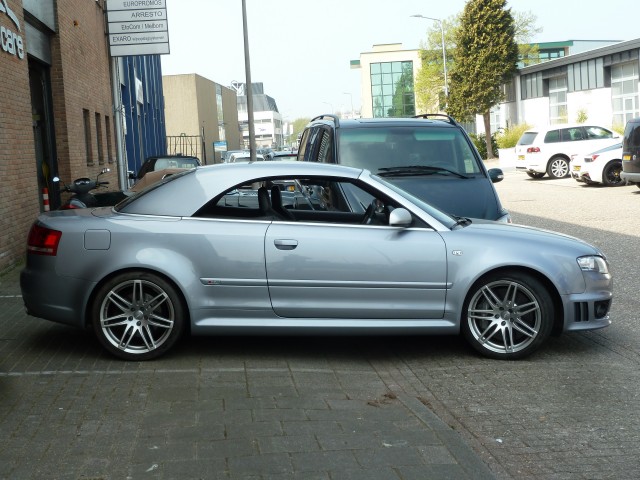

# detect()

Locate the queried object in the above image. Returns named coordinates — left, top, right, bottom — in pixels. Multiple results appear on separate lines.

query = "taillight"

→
left=27, top=223, right=62, bottom=256
left=527, top=147, right=540, bottom=153
left=585, top=154, right=598, bottom=163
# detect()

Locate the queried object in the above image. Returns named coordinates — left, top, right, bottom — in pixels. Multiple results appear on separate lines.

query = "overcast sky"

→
left=160, top=0, right=637, bottom=120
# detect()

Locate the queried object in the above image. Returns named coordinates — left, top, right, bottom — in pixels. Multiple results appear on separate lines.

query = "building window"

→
left=216, top=84, right=226, bottom=142
left=520, top=72, right=543, bottom=99
left=105, top=116, right=113, bottom=164
left=83, top=109, right=93, bottom=165
left=549, top=76, right=568, bottom=124
left=370, top=61, right=415, bottom=118
left=568, top=57, right=604, bottom=91
left=95, top=113, right=104, bottom=164
left=611, top=61, right=639, bottom=127
left=490, top=106, right=501, bottom=133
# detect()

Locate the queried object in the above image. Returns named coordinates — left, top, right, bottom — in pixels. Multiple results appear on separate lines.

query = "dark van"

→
left=621, top=117, right=640, bottom=188
left=298, top=114, right=510, bottom=222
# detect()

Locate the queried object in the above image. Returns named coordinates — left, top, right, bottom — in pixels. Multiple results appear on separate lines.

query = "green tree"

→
left=414, top=16, right=458, bottom=113
left=289, top=117, right=310, bottom=146
left=447, top=0, right=519, bottom=159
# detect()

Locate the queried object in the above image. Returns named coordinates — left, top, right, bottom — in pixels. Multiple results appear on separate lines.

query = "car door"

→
left=264, top=179, right=448, bottom=320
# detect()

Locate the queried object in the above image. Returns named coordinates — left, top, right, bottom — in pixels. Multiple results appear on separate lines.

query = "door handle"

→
left=274, top=239, right=298, bottom=250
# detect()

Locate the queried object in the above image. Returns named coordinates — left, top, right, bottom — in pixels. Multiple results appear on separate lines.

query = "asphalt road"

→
left=1, top=167, right=639, bottom=479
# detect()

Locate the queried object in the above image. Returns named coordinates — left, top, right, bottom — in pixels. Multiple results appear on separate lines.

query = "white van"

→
left=515, top=124, right=619, bottom=179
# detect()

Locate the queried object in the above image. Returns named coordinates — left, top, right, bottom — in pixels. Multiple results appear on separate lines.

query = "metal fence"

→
left=166, top=135, right=205, bottom=163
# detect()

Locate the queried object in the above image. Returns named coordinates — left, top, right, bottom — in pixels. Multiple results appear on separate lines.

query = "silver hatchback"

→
left=21, top=162, right=612, bottom=361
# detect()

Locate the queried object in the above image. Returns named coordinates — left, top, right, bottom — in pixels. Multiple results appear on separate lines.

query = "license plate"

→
left=623, top=154, right=631, bottom=161
left=518, top=155, right=525, bottom=161
left=573, top=165, right=581, bottom=171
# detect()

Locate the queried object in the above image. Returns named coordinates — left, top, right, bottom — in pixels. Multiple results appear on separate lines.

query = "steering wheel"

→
left=361, top=200, right=376, bottom=224
left=362, top=199, right=389, bottom=225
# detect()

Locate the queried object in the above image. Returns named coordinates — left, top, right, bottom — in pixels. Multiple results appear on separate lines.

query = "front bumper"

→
left=562, top=271, right=612, bottom=332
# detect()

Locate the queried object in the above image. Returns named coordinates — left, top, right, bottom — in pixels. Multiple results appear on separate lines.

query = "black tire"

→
left=526, top=172, right=545, bottom=179
left=91, top=271, right=186, bottom=360
left=461, top=271, right=554, bottom=360
left=601, top=161, right=624, bottom=186
left=547, top=156, right=570, bottom=179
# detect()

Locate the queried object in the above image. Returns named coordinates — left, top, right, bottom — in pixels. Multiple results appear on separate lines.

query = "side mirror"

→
left=389, top=208, right=412, bottom=227
left=488, top=167, right=504, bottom=183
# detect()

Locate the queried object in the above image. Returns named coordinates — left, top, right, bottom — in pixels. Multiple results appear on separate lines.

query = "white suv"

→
left=515, top=124, right=619, bottom=179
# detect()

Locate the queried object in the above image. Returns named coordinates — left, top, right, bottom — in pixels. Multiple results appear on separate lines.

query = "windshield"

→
left=337, top=126, right=482, bottom=176
left=369, top=173, right=458, bottom=229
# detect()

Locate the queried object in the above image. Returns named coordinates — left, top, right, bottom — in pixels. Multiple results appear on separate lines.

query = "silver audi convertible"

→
left=20, top=162, right=612, bottom=361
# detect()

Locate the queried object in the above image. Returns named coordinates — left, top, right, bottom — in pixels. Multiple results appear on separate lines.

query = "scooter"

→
left=53, top=168, right=126, bottom=209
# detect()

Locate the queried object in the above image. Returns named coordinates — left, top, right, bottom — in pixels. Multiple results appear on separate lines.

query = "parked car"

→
left=297, top=114, right=510, bottom=222
left=226, top=153, right=265, bottom=163
left=570, top=142, right=624, bottom=186
left=21, top=162, right=612, bottom=361
left=272, top=151, right=298, bottom=161
left=222, top=150, right=248, bottom=162
left=621, top=117, right=640, bottom=189
left=516, top=124, right=619, bottom=179
left=133, top=154, right=201, bottom=181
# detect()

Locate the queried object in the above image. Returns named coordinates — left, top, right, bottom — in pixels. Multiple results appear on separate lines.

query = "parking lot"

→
left=1, top=167, right=639, bottom=479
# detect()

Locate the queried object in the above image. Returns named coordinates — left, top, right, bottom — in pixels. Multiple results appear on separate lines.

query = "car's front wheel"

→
left=547, top=156, right=570, bottom=178
left=462, top=271, right=554, bottom=359
left=91, top=272, right=186, bottom=361
left=602, top=161, right=624, bottom=186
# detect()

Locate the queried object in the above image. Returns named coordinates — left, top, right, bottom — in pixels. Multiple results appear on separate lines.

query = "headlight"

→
left=577, top=256, right=609, bottom=274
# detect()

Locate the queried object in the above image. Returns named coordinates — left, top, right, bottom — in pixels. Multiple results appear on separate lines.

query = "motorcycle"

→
left=53, top=168, right=127, bottom=209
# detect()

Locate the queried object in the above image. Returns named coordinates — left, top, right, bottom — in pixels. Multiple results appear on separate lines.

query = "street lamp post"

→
left=343, top=92, right=354, bottom=118
left=321, top=101, right=334, bottom=114
left=411, top=14, right=449, bottom=103
left=242, top=0, right=256, bottom=161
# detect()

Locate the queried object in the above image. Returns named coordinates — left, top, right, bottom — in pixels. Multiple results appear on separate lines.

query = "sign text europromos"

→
left=105, top=0, right=169, bottom=56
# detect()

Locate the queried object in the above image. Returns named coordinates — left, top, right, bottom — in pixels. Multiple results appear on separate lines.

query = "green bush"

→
left=495, top=123, right=532, bottom=149
left=469, top=133, right=498, bottom=160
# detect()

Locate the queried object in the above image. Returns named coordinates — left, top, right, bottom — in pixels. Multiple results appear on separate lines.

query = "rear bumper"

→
left=20, top=267, right=95, bottom=328
left=621, top=171, right=640, bottom=184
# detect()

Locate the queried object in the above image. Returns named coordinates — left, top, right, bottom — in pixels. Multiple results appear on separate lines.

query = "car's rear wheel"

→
left=91, top=272, right=186, bottom=361
left=462, top=271, right=554, bottom=359
left=526, top=172, right=545, bottom=179
left=547, top=156, right=570, bottom=178
left=601, top=161, right=624, bottom=186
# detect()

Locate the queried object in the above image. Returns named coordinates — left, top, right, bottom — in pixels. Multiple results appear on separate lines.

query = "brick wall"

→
left=0, top=0, right=118, bottom=272
left=0, top=1, right=39, bottom=271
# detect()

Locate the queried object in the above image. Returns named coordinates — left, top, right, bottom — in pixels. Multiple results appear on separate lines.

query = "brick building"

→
left=0, top=0, right=117, bottom=271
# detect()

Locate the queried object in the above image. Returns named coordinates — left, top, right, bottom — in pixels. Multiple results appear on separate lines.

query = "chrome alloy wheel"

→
left=548, top=157, right=569, bottom=178
left=98, top=279, right=176, bottom=355
left=466, top=280, right=542, bottom=355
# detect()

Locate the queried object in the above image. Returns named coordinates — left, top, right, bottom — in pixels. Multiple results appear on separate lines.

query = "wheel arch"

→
left=84, top=267, right=192, bottom=333
left=463, top=265, right=565, bottom=336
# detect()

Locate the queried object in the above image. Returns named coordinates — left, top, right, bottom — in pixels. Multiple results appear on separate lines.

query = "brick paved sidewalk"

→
left=0, top=265, right=496, bottom=480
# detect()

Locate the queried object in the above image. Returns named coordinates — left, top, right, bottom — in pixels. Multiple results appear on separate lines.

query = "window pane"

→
left=371, top=63, right=381, bottom=74
left=381, top=63, right=392, bottom=74
left=392, top=62, right=402, bottom=72
left=371, top=74, right=381, bottom=86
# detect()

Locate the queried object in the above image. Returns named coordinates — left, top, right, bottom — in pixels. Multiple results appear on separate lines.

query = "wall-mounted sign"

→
left=106, top=0, right=170, bottom=57
left=0, top=0, right=24, bottom=60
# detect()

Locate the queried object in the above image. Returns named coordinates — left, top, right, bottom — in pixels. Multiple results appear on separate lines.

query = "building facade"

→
left=492, top=38, right=640, bottom=132
left=162, top=74, right=241, bottom=164
left=119, top=55, right=167, bottom=179
left=352, top=44, right=422, bottom=118
left=234, top=82, right=284, bottom=149
left=0, top=0, right=118, bottom=271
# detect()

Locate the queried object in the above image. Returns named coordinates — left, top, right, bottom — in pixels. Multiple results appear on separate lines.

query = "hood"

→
left=464, top=220, right=601, bottom=255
